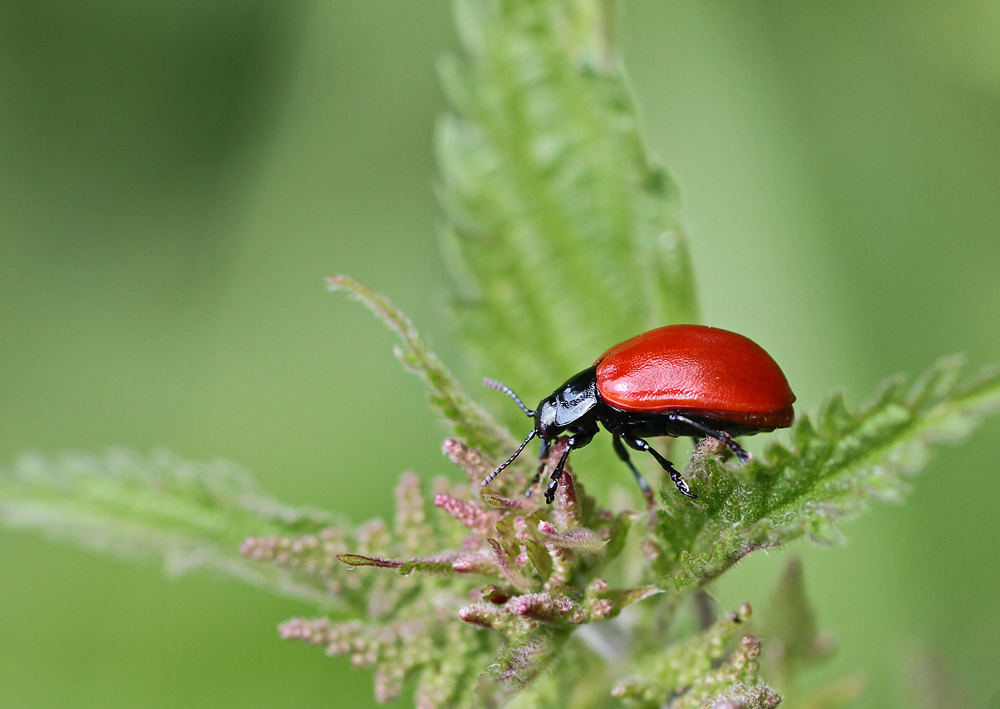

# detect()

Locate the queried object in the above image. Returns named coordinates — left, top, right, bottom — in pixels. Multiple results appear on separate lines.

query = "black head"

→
left=534, top=366, right=599, bottom=438
left=480, top=367, right=600, bottom=488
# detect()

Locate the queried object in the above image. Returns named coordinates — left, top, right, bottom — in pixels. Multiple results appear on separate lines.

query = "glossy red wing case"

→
left=594, top=325, right=795, bottom=426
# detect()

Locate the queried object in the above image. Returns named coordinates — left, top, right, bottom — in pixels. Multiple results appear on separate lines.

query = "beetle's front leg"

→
left=544, top=436, right=576, bottom=504
left=543, top=430, right=595, bottom=504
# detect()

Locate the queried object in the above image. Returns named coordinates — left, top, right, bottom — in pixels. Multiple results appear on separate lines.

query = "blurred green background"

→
left=1, top=1, right=998, bottom=707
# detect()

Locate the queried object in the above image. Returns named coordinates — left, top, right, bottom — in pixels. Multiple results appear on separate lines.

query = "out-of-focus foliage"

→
left=760, top=557, right=864, bottom=709
left=0, top=449, right=336, bottom=606
left=901, top=647, right=971, bottom=709
left=328, top=275, right=514, bottom=458
left=763, top=557, right=834, bottom=682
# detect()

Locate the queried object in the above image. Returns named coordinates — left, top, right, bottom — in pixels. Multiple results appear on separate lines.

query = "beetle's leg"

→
left=525, top=438, right=551, bottom=498
left=612, top=435, right=655, bottom=507
left=667, top=413, right=750, bottom=463
left=623, top=435, right=697, bottom=499
left=544, top=436, right=577, bottom=504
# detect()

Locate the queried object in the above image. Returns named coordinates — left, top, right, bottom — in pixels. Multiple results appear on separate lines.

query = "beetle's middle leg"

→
left=612, top=435, right=655, bottom=507
left=622, top=434, right=697, bottom=499
left=525, top=438, right=550, bottom=498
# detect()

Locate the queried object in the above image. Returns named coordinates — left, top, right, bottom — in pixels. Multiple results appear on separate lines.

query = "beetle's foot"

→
left=713, top=432, right=751, bottom=463
left=544, top=479, right=558, bottom=504
left=670, top=470, right=698, bottom=499
left=730, top=440, right=751, bottom=463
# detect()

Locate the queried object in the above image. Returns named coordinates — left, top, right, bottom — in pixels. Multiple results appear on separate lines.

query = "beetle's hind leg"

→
left=612, top=436, right=655, bottom=507
left=623, top=435, right=697, bottom=499
left=669, top=413, right=750, bottom=463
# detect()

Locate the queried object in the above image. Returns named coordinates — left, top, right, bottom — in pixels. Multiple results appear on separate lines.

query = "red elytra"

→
left=594, top=325, right=795, bottom=428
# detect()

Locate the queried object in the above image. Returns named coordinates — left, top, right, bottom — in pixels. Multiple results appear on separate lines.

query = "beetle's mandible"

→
left=482, top=324, right=796, bottom=504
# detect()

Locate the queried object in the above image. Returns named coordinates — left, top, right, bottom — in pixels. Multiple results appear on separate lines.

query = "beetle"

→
left=481, top=324, right=795, bottom=504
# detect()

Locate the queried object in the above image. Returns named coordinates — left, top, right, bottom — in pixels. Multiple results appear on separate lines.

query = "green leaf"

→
left=763, top=556, right=834, bottom=682
left=328, top=274, right=515, bottom=458
left=0, top=448, right=337, bottom=606
left=611, top=603, right=777, bottom=707
left=335, top=552, right=460, bottom=575
left=476, top=626, right=572, bottom=708
left=437, top=0, right=699, bottom=428
left=655, top=356, right=1000, bottom=588
left=902, top=647, right=971, bottom=709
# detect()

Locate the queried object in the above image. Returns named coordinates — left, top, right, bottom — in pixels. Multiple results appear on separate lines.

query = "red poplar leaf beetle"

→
left=482, top=324, right=796, bottom=504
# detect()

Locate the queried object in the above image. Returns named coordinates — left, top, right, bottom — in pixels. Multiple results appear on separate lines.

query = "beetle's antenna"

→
left=482, top=378, right=535, bottom=417
left=481, top=429, right=536, bottom=488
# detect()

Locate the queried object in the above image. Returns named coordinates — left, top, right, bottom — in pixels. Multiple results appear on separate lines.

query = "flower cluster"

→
left=241, top=436, right=663, bottom=706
